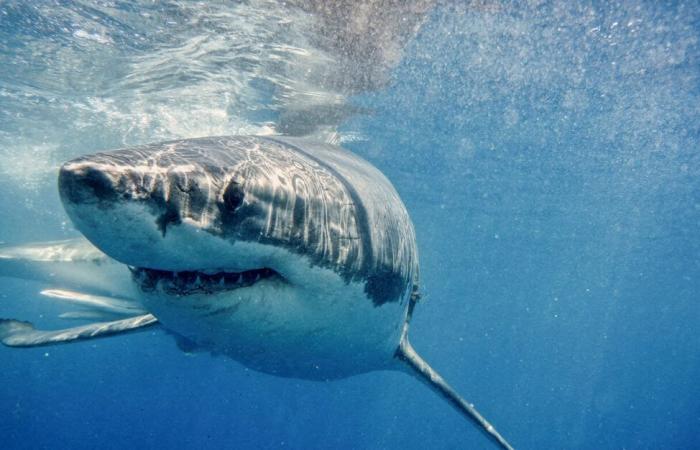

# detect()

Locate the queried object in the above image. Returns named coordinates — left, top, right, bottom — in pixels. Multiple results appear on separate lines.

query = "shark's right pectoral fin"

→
left=0, top=314, right=158, bottom=347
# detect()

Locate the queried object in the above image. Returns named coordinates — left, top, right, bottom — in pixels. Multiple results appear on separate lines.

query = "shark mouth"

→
left=130, top=267, right=282, bottom=295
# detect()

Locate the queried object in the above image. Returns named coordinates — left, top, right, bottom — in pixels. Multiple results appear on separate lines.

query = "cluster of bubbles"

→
left=351, top=1, right=698, bottom=244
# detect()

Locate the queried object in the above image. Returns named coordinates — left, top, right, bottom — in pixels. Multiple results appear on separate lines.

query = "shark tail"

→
left=395, top=294, right=515, bottom=450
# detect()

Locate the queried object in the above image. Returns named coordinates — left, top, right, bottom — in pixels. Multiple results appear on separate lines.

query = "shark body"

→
left=0, top=136, right=512, bottom=449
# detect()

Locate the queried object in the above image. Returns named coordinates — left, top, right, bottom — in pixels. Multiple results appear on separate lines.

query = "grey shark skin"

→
left=58, top=135, right=418, bottom=379
left=1, top=136, right=513, bottom=449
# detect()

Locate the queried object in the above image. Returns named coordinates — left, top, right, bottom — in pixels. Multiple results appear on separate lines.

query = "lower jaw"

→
left=140, top=289, right=391, bottom=381
left=132, top=273, right=401, bottom=380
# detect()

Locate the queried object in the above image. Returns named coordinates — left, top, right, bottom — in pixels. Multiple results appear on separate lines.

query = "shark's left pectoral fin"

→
left=394, top=296, right=515, bottom=450
left=0, top=314, right=158, bottom=348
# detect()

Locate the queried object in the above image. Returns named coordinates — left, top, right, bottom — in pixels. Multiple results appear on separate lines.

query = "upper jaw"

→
left=131, top=266, right=284, bottom=296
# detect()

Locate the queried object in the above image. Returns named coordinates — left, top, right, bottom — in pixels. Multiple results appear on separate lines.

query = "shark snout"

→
left=58, top=158, right=192, bottom=240
left=56, top=154, right=241, bottom=271
left=58, top=163, right=121, bottom=206
left=58, top=158, right=180, bottom=213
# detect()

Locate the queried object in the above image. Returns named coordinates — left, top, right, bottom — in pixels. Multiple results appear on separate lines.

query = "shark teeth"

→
left=130, top=267, right=277, bottom=294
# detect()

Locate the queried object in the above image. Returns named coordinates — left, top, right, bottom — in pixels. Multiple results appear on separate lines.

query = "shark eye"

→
left=222, top=181, right=245, bottom=212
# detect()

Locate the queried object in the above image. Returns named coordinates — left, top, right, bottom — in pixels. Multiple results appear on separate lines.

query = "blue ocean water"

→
left=1, top=2, right=699, bottom=449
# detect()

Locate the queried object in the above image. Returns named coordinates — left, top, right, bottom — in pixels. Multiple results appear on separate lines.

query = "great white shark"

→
left=0, top=136, right=513, bottom=449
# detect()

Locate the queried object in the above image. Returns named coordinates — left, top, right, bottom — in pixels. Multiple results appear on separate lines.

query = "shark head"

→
left=58, top=135, right=419, bottom=379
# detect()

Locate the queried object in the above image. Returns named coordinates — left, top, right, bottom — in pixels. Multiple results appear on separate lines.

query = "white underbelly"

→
left=139, top=274, right=407, bottom=380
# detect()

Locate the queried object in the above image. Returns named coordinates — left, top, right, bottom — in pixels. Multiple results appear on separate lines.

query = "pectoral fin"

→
left=0, top=314, right=158, bottom=347
left=395, top=294, right=514, bottom=450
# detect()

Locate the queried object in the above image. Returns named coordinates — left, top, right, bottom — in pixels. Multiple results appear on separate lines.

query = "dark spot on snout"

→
left=58, top=165, right=118, bottom=205
left=156, top=205, right=181, bottom=237
left=146, top=179, right=183, bottom=237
